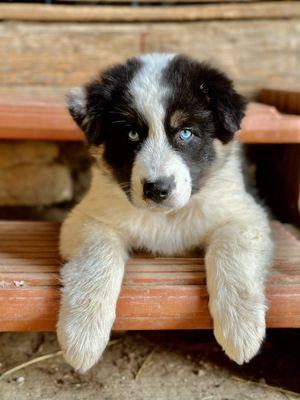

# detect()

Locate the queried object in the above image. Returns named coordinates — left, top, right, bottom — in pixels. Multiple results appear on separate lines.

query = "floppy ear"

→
left=214, top=85, right=246, bottom=143
left=67, top=85, right=103, bottom=145
left=202, top=68, right=246, bottom=143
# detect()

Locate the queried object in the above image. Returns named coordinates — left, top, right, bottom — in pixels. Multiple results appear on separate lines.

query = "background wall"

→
left=1, top=1, right=300, bottom=99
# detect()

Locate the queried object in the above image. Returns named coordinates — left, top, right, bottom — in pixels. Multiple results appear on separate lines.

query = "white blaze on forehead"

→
left=130, top=53, right=177, bottom=181
left=129, top=54, right=192, bottom=209
left=129, top=53, right=175, bottom=135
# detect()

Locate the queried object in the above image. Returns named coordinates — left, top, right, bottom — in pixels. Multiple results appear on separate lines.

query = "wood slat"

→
left=0, top=98, right=300, bottom=143
left=0, top=220, right=299, bottom=331
left=260, top=87, right=300, bottom=115
left=239, top=103, right=300, bottom=143
left=1, top=3, right=300, bottom=22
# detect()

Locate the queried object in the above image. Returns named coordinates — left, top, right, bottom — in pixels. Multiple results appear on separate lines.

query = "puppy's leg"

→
left=57, top=221, right=128, bottom=373
left=205, top=219, right=272, bottom=364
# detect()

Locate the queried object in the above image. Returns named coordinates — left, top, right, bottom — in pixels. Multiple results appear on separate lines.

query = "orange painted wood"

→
left=0, top=96, right=300, bottom=143
left=0, top=220, right=299, bottom=331
left=0, top=96, right=83, bottom=141
left=238, top=103, right=300, bottom=143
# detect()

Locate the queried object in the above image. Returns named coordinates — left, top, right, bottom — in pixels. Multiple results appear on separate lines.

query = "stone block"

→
left=0, top=163, right=72, bottom=206
left=0, top=141, right=59, bottom=168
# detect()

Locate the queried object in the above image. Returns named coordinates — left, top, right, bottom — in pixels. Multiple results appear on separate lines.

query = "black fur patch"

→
left=163, top=55, right=245, bottom=143
left=162, top=54, right=246, bottom=192
left=84, top=58, right=142, bottom=146
left=70, top=57, right=148, bottom=191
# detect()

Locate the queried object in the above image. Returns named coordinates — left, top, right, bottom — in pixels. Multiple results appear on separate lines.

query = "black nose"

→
left=143, top=178, right=174, bottom=203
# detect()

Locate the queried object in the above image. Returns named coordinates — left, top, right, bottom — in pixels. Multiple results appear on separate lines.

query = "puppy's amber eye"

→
left=128, top=130, right=140, bottom=142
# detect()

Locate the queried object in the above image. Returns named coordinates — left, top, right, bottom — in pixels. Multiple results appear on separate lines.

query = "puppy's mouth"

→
left=141, top=197, right=179, bottom=212
left=129, top=187, right=192, bottom=212
left=132, top=197, right=184, bottom=212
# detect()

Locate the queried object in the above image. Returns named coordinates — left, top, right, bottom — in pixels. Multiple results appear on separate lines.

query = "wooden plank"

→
left=239, top=103, right=300, bottom=143
left=260, top=87, right=300, bottom=115
left=0, top=21, right=299, bottom=99
left=1, top=3, right=300, bottom=22
left=0, top=220, right=299, bottom=331
left=0, top=96, right=83, bottom=141
left=1, top=97, right=300, bottom=143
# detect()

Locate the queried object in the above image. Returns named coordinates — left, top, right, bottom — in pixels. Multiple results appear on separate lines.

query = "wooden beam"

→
left=0, top=96, right=83, bottom=141
left=0, top=220, right=299, bottom=331
left=0, top=3, right=300, bottom=23
left=0, top=97, right=300, bottom=143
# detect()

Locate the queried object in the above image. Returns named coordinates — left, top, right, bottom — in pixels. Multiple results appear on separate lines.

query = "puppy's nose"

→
left=143, top=178, right=173, bottom=203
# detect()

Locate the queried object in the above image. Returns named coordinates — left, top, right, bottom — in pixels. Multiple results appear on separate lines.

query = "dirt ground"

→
left=0, top=330, right=299, bottom=400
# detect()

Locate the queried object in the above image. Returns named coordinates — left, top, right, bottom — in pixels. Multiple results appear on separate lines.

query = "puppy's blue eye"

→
left=128, top=130, right=140, bottom=142
left=179, top=129, right=193, bottom=142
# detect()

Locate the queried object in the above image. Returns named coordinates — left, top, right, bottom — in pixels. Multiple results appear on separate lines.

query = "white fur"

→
left=57, top=54, right=273, bottom=372
left=130, top=53, right=175, bottom=123
left=130, top=53, right=191, bottom=209
left=131, top=136, right=192, bottom=210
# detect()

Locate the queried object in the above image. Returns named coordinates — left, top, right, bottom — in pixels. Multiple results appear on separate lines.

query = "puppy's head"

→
left=68, top=53, right=245, bottom=211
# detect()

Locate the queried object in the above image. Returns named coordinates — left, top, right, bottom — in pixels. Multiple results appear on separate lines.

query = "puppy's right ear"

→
left=67, top=86, right=102, bottom=145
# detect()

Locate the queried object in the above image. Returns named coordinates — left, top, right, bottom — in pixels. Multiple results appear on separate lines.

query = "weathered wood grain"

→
left=0, top=20, right=299, bottom=98
left=0, top=220, right=299, bottom=331
left=1, top=3, right=300, bottom=22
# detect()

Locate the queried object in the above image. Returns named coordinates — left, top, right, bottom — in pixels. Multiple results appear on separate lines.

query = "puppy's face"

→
left=68, top=54, right=245, bottom=211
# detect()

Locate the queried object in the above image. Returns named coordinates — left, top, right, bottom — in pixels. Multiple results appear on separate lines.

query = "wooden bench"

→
left=0, top=220, right=299, bottom=331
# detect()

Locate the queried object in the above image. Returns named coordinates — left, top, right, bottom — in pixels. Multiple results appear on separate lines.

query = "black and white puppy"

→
left=57, top=53, right=273, bottom=372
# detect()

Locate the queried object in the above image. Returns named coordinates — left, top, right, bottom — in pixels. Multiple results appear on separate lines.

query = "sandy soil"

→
left=0, top=330, right=299, bottom=400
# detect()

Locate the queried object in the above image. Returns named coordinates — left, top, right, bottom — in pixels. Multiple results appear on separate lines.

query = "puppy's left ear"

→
left=204, top=69, right=246, bottom=143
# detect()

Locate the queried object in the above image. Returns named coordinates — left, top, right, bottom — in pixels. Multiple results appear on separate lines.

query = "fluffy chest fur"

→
left=67, top=140, right=253, bottom=257
left=75, top=187, right=210, bottom=256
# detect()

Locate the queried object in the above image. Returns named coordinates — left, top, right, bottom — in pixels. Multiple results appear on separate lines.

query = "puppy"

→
left=57, top=53, right=273, bottom=373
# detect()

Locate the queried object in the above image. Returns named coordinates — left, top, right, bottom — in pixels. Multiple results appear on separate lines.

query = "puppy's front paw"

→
left=212, top=300, right=266, bottom=365
left=57, top=310, right=112, bottom=373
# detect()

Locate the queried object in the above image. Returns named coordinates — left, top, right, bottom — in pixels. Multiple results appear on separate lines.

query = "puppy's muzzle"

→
left=143, top=177, right=175, bottom=204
